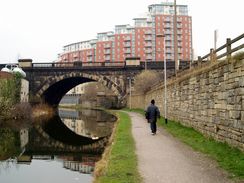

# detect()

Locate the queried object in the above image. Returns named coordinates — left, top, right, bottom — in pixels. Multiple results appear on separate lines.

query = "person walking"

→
left=145, top=99, right=160, bottom=135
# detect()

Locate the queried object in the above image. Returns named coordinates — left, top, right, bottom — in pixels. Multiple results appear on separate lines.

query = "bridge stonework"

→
left=130, top=59, right=244, bottom=151
left=24, top=67, right=143, bottom=107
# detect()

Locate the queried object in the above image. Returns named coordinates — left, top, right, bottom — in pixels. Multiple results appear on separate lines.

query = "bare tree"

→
left=133, top=70, right=161, bottom=93
left=83, top=82, right=114, bottom=99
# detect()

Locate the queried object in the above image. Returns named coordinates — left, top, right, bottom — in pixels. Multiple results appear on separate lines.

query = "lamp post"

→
left=156, top=34, right=167, bottom=124
left=173, top=0, right=179, bottom=74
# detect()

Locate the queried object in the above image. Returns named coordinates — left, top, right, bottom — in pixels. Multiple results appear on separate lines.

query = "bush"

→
left=0, top=73, right=22, bottom=119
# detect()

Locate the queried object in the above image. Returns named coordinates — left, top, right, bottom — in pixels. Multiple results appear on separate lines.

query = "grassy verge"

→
left=94, top=111, right=142, bottom=183
left=125, top=108, right=244, bottom=181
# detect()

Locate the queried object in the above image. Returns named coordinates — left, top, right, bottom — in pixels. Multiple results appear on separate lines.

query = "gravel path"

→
left=127, top=112, right=232, bottom=183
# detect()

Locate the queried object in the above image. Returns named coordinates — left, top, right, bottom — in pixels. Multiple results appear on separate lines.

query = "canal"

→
left=0, top=108, right=116, bottom=183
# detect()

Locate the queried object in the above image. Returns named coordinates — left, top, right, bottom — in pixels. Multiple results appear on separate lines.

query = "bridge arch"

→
left=35, top=72, right=125, bottom=107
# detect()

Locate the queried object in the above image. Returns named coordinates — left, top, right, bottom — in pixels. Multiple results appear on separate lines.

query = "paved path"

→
left=127, top=112, right=232, bottom=183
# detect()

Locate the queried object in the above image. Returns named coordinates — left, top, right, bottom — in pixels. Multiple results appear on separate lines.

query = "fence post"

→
left=226, top=38, right=232, bottom=62
left=198, top=56, right=202, bottom=66
left=210, top=48, right=214, bottom=62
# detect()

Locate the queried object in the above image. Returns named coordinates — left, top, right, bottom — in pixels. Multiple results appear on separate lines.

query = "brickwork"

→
left=131, top=59, right=244, bottom=151
left=0, top=71, right=13, bottom=79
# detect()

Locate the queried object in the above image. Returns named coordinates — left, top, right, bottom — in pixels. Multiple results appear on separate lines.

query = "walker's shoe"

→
left=151, top=132, right=156, bottom=135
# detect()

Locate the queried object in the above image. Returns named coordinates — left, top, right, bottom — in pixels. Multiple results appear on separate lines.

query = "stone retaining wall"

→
left=131, top=59, right=244, bottom=151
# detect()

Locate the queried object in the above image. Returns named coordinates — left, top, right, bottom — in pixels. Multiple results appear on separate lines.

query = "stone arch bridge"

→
left=8, top=61, right=188, bottom=108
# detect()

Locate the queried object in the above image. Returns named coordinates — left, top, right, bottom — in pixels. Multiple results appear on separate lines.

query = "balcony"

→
left=166, top=43, right=172, bottom=47
left=145, top=49, right=153, bottom=53
left=145, top=42, right=152, bottom=47
left=165, top=36, right=171, bottom=41
left=166, top=49, right=172, bottom=53
left=124, top=53, right=131, bottom=57
left=146, top=55, right=153, bottom=60
left=105, top=50, right=111, bottom=55
left=124, top=36, right=131, bottom=41
left=177, top=24, right=182, bottom=28
left=145, top=36, right=152, bottom=41
left=164, top=20, right=172, bottom=23
left=145, top=30, right=152, bottom=35
left=104, top=44, right=111, bottom=48
left=105, top=56, right=111, bottom=61
left=177, top=30, right=182, bottom=35
left=124, top=49, right=131, bottom=54
left=124, top=43, right=131, bottom=48
left=165, top=31, right=172, bottom=35
left=165, top=23, right=172, bottom=28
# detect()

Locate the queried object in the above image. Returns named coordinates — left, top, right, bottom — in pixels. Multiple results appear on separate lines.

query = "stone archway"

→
left=35, top=72, right=126, bottom=107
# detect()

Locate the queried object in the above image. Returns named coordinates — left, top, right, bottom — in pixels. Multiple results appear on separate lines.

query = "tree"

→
left=83, top=81, right=115, bottom=100
left=133, top=70, right=162, bottom=93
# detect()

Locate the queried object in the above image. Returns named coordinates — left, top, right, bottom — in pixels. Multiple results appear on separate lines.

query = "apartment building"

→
left=58, top=1, right=192, bottom=63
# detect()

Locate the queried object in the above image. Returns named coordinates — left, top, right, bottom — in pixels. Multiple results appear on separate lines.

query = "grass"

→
left=125, top=108, right=244, bottom=181
left=94, top=111, right=142, bottom=183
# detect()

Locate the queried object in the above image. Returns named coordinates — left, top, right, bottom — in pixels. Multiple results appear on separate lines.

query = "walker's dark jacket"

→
left=146, top=104, right=160, bottom=123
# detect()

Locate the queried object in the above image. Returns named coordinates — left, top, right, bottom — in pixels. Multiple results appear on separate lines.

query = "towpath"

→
left=127, top=111, right=232, bottom=183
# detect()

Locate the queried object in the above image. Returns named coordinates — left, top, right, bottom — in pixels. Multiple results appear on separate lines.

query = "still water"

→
left=0, top=108, right=116, bottom=183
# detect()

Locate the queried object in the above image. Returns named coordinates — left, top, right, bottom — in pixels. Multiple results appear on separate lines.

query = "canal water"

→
left=0, top=108, right=116, bottom=183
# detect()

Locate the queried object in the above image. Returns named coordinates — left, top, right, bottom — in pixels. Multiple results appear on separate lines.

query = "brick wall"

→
left=130, top=59, right=244, bottom=151
left=0, top=71, right=13, bottom=79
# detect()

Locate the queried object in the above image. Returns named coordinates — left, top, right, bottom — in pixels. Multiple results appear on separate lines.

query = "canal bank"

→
left=94, top=110, right=244, bottom=183
left=93, top=111, right=142, bottom=183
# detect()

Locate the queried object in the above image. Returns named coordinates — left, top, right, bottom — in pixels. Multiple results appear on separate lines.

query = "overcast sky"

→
left=0, top=0, right=243, bottom=63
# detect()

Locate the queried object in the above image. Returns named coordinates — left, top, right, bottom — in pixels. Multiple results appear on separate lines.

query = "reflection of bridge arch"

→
left=35, top=72, right=125, bottom=107
left=32, top=120, right=109, bottom=154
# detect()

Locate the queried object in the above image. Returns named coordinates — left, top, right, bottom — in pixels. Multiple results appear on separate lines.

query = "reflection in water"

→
left=0, top=108, right=116, bottom=183
left=59, top=108, right=116, bottom=139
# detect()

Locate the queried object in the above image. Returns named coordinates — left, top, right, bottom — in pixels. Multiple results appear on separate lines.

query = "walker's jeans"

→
left=150, top=122, right=157, bottom=133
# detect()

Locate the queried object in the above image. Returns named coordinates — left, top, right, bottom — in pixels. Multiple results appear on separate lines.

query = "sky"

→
left=0, top=0, right=243, bottom=63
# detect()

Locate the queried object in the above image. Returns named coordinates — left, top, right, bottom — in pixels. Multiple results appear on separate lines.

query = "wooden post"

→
left=226, top=38, right=231, bottom=62
left=198, top=56, right=202, bottom=66
left=210, top=48, right=215, bottom=62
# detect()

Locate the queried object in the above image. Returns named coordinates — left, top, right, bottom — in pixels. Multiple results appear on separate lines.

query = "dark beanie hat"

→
left=151, top=99, right=155, bottom=104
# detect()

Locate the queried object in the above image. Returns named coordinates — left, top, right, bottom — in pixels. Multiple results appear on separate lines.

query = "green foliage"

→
left=96, top=111, right=142, bottom=183
left=0, top=73, right=22, bottom=119
left=158, top=118, right=244, bottom=180
left=0, top=128, right=20, bottom=160
left=128, top=108, right=244, bottom=180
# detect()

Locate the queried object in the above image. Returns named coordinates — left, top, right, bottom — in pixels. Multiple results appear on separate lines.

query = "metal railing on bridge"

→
left=12, top=60, right=189, bottom=70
